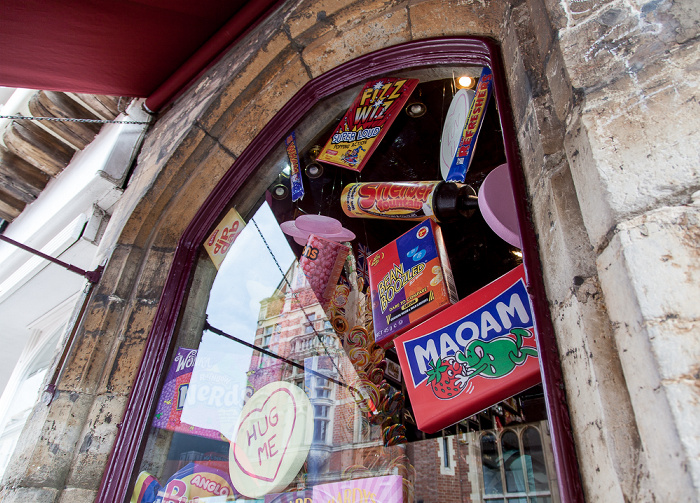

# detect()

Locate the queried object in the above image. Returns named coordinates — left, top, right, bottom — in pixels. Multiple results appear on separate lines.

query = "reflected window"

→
left=479, top=425, right=554, bottom=503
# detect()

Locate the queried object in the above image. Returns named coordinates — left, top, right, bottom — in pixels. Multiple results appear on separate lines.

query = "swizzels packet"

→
left=300, top=235, right=351, bottom=311
left=368, top=220, right=457, bottom=347
left=394, top=265, right=541, bottom=433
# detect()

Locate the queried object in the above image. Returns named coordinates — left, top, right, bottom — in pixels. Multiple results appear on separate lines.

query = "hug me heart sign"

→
left=230, top=382, right=314, bottom=499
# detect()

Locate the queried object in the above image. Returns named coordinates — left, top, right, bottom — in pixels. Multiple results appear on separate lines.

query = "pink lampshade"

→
left=281, top=215, right=355, bottom=243
left=478, top=163, right=522, bottom=248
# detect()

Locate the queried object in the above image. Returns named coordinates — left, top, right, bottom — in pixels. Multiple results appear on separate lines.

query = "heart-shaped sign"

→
left=229, top=381, right=313, bottom=498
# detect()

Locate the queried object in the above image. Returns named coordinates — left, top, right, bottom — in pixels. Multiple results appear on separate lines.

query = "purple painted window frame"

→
left=97, top=37, right=584, bottom=503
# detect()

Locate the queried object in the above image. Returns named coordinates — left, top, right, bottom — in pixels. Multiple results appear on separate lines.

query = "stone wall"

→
left=0, top=0, right=697, bottom=502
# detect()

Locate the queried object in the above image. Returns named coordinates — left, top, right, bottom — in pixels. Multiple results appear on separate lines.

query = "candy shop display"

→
left=317, top=78, right=419, bottom=172
left=204, top=207, right=246, bottom=269
left=340, top=181, right=477, bottom=223
left=265, top=489, right=313, bottom=503
left=444, top=67, right=494, bottom=182
left=367, top=219, right=458, bottom=348
left=129, top=463, right=236, bottom=503
left=299, top=234, right=351, bottom=312
left=394, top=265, right=540, bottom=433
left=152, top=347, right=225, bottom=441
left=285, top=132, right=305, bottom=202
left=314, top=474, right=403, bottom=503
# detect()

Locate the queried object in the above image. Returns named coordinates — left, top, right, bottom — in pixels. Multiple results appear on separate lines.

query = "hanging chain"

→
left=0, top=114, right=150, bottom=125
left=250, top=217, right=346, bottom=377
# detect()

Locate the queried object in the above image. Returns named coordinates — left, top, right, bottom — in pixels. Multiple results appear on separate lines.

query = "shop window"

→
left=103, top=39, right=575, bottom=503
left=479, top=424, right=554, bottom=503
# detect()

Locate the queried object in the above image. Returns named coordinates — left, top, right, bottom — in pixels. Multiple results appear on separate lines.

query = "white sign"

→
left=229, top=382, right=313, bottom=499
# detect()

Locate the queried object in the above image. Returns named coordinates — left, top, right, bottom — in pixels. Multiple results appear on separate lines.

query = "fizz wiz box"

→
left=368, top=219, right=458, bottom=347
left=395, top=265, right=541, bottom=433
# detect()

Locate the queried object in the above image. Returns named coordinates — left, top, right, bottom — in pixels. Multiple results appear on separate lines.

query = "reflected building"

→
left=244, top=260, right=560, bottom=503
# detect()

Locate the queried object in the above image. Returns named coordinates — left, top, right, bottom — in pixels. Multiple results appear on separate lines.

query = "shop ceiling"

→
left=0, top=0, right=282, bottom=110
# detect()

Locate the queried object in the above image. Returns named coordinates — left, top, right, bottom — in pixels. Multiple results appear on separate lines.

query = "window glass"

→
left=523, top=427, right=551, bottom=492
left=126, top=66, right=559, bottom=503
left=481, top=433, right=503, bottom=495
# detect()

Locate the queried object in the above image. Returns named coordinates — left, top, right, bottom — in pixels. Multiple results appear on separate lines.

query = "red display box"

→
left=367, top=219, right=457, bottom=348
left=394, top=265, right=541, bottom=433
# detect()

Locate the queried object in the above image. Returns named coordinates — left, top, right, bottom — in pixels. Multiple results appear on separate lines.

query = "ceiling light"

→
left=457, top=75, right=475, bottom=89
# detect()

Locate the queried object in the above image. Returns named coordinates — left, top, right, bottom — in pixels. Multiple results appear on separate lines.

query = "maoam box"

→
left=368, top=219, right=458, bottom=348
left=394, top=265, right=541, bottom=433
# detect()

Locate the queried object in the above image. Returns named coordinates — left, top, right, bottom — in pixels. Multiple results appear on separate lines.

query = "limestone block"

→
left=529, top=158, right=597, bottom=302
left=501, top=13, right=531, bottom=127
left=200, top=31, right=293, bottom=135
left=99, top=302, right=158, bottom=395
left=302, top=8, right=410, bottom=77
left=526, top=0, right=555, bottom=59
left=567, top=44, right=700, bottom=243
left=628, top=0, right=700, bottom=44
left=541, top=0, right=570, bottom=31
left=332, top=0, right=402, bottom=31
left=56, top=487, right=96, bottom=503
left=287, top=0, right=349, bottom=39
left=552, top=287, right=644, bottom=503
left=557, top=1, right=654, bottom=89
left=218, top=55, right=311, bottom=154
left=58, top=300, right=126, bottom=396
left=517, top=101, right=547, bottom=195
left=409, top=0, right=504, bottom=39
left=596, top=205, right=699, bottom=502
left=599, top=206, right=700, bottom=322
left=117, top=128, right=210, bottom=248
left=9, top=392, right=95, bottom=489
left=563, top=111, right=615, bottom=248
left=544, top=43, right=575, bottom=124
left=0, top=487, right=59, bottom=503
left=662, top=379, right=700, bottom=491
left=64, top=394, right=127, bottom=491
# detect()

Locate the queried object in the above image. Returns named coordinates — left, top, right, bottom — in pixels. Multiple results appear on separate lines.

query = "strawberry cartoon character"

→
left=425, top=355, right=468, bottom=400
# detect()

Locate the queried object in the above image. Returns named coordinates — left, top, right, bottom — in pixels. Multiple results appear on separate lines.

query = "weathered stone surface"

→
left=0, top=486, right=59, bottom=503
left=600, top=206, right=700, bottom=321
left=7, top=391, right=94, bottom=489
left=553, top=285, right=649, bottom=502
left=56, top=487, right=95, bottom=503
left=287, top=0, right=347, bottom=39
left=64, top=394, right=127, bottom=491
left=409, top=0, right=504, bottom=38
left=501, top=5, right=531, bottom=128
left=218, top=54, right=311, bottom=154
left=568, top=47, right=700, bottom=245
left=99, top=302, right=158, bottom=395
left=302, top=8, right=410, bottom=77
left=530, top=156, right=597, bottom=302
left=199, top=31, right=293, bottom=135
left=57, top=301, right=125, bottom=396
left=597, top=205, right=700, bottom=501
left=544, top=42, right=575, bottom=124
left=114, top=127, right=210, bottom=248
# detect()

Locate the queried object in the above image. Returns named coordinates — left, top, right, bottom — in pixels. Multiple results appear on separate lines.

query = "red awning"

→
left=0, top=0, right=269, bottom=99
